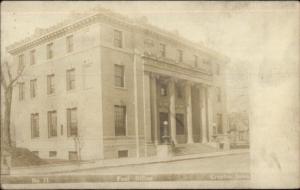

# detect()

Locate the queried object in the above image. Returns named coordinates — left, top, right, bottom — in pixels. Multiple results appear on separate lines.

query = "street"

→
left=68, top=153, right=250, bottom=175
left=1, top=153, right=250, bottom=187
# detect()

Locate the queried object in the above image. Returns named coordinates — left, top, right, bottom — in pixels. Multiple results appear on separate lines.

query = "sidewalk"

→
left=9, top=149, right=249, bottom=176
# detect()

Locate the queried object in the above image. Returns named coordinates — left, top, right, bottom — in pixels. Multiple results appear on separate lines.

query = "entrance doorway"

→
left=159, top=112, right=169, bottom=143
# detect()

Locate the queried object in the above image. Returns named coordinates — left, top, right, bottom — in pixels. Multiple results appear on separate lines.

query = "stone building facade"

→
left=7, top=9, right=229, bottom=160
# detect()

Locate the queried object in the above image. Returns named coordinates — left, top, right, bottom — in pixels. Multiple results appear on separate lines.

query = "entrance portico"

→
left=148, top=73, right=213, bottom=145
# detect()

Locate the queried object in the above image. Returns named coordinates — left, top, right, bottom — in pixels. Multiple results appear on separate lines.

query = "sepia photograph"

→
left=0, top=1, right=299, bottom=189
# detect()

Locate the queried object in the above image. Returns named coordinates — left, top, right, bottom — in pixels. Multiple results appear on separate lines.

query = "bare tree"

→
left=1, top=60, right=25, bottom=147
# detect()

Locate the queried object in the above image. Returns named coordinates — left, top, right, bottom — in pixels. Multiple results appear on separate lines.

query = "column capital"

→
left=150, top=72, right=160, bottom=79
left=165, top=77, right=178, bottom=84
left=183, top=80, right=193, bottom=86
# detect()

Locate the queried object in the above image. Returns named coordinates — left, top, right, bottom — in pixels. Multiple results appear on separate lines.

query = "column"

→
left=150, top=73, right=158, bottom=144
left=207, top=86, right=214, bottom=142
left=168, top=79, right=177, bottom=144
left=200, top=85, right=208, bottom=143
left=185, top=81, right=194, bottom=144
left=133, top=51, right=140, bottom=157
left=143, top=71, right=152, bottom=156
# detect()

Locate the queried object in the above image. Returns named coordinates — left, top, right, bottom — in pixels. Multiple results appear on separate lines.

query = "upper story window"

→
left=113, top=30, right=123, bottom=48
left=203, top=59, right=210, bottom=66
left=217, top=113, right=223, bottom=134
left=217, top=87, right=221, bottom=102
left=30, top=79, right=37, bottom=98
left=18, top=82, right=25, bottom=101
left=82, top=64, right=93, bottom=89
left=114, top=65, right=125, bottom=88
left=159, top=43, right=166, bottom=57
left=144, top=39, right=154, bottom=48
left=177, top=49, right=183, bottom=62
left=216, top=64, right=220, bottom=75
left=30, top=50, right=36, bottom=65
left=114, top=105, right=126, bottom=136
left=47, top=74, right=55, bottom=95
left=194, top=55, right=198, bottom=67
left=67, top=108, right=78, bottom=137
left=48, top=110, right=57, bottom=137
left=160, top=84, right=168, bottom=96
left=46, top=43, right=53, bottom=59
left=66, top=35, right=74, bottom=53
left=66, top=68, right=75, bottom=91
left=31, top=113, right=39, bottom=138
left=18, top=54, right=25, bottom=72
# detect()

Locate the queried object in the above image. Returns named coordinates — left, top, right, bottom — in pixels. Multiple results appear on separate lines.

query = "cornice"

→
left=7, top=14, right=101, bottom=54
left=142, top=53, right=212, bottom=76
left=6, top=10, right=228, bottom=62
left=143, top=54, right=213, bottom=85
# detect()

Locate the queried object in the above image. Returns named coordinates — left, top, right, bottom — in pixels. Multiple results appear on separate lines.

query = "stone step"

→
left=174, top=143, right=218, bottom=156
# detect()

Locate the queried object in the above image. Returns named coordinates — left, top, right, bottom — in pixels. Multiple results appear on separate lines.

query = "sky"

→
left=1, top=1, right=299, bottom=112
left=1, top=2, right=300, bottom=183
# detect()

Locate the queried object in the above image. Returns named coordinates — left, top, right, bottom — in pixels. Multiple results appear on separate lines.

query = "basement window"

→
left=49, top=151, right=57, bottom=158
left=32, top=151, right=39, bottom=157
left=118, top=150, right=128, bottom=158
left=68, top=151, right=78, bottom=161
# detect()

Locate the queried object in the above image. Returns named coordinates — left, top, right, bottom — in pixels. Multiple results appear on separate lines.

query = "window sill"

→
left=67, top=136, right=79, bottom=138
left=83, top=87, right=93, bottom=90
left=114, top=87, right=127, bottom=91
left=66, top=89, right=77, bottom=93
left=48, top=136, right=58, bottom=139
left=47, top=93, right=56, bottom=97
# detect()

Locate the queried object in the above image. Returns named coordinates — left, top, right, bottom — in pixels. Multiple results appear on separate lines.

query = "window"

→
left=160, top=84, right=168, bottom=96
left=144, top=39, right=154, bottom=47
left=31, top=113, right=39, bottom=138
left=18, top=82, right=25, bottom=101
left=48, top=111, right=57, bottom=137
left=176, top=84, right=183, bottom=99
left=32, top=151, right=39, bottom=157
left=113, top=30, right=122, bottom=48
left=217, top=114, right=223, bottom=134
left=49, top=151, right=57, bottom=158
left=46, top=43, right=53, bottom=59
left=30, top=50, right=36, bottom=65
left=83, top=64, right=93, bottom=89
left=217, top=87, right=221, bottom=102
left=176, top=113, right=185, bottom=135
left=30, top=79, right=37, bottom=98
left=159, top=43, right=166, bottom=57
left=61, top=124, right=63, bottom=135
left=114, top=65, right=124, bottom=88
left=114, top=105, right=126, bottom=136
left=118, top=150, right=128, bottom=158
left=203, top=59, right=210, bottom=65
left=216, top=64, right=220, bottom=75
left=18, top=54, right=25, bottom=72
left=66, top=35, right=74, bottom=53
left=68, top=151, right=78, bottom=161
left=66, top=68, right=75, bottom=90
left=67, top=108, right=77, bottom=137
left=47, top=74, right=55, bottom=94
left=177, top=49, right=183, bottom=62
left=194, top=55, right=198, bottom=67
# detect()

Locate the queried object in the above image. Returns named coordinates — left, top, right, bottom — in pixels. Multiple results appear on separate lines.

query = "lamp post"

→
left=162, top=120, right=170, bottom=144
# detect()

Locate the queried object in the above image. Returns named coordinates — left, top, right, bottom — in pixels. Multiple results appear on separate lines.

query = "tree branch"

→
left=4, top=61, right=13, bottom=82
left=8, top=63, right=26, bottom=87
left=0, top=65, right=8, bottom=89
